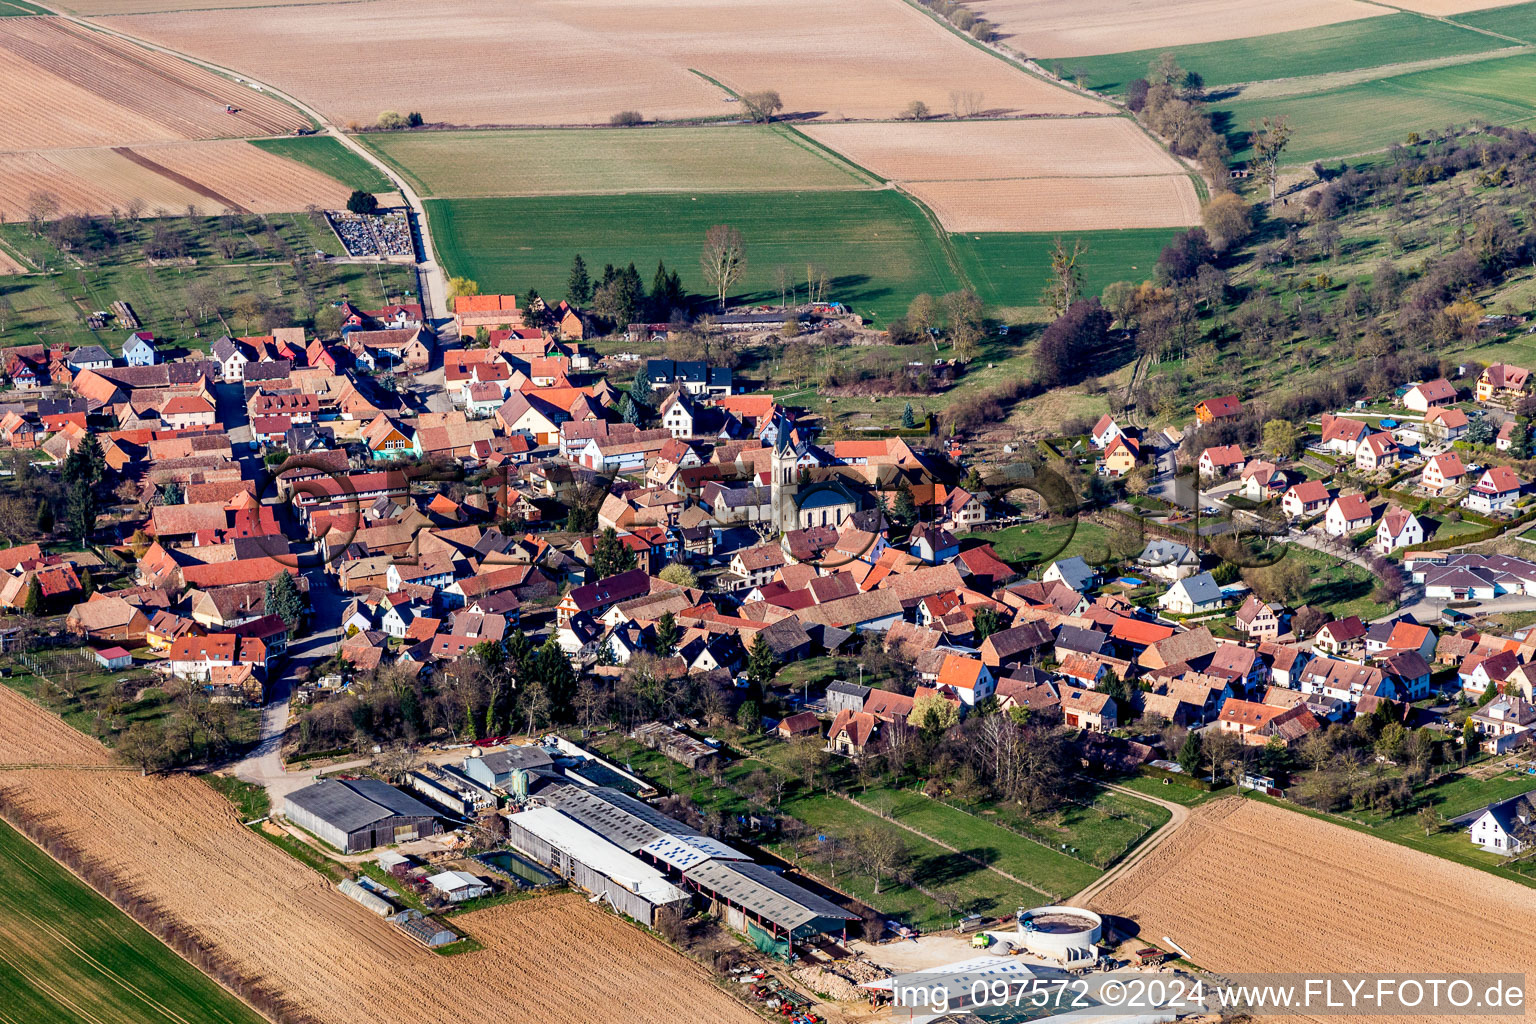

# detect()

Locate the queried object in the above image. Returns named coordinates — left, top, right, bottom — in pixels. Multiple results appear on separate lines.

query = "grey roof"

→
left=826, top=680, right=871, bottom=699
left=543, top=784, right=695, bottom=852
left=1452, top=789, right=1536, bottom=827
left=285, top=779, right=439, bottom=833
left=1139, top=539, right=1197, bottom=567
left=1055, top=624, right=1107, bottom=656
left=476, top=746, right=555, bottom=775
left=684, top=860, right=856, bottom=931
left=1048, top=556, right=1095, bottom=590
left=1175, top=571, right=1224, bottom=606
left=68, top=345, right=113, bottom=365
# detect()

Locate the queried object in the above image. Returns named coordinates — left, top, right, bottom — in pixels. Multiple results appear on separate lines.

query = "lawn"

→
left=359, top=125, right=876, bottom=198
left=1116, top=773, right=1217, bottom=806
left=959, top=520, right=1121, bottom=568
left=1051, top=14, right=1507, bottom=93
left=1454, top=1, right=1536, bottom=44
left=1218, top=53, right=1536, bottom=164
left=952, top=228, right=1176, bottom=313
left=425, top=190, right=962, bottom=325
left=250, top=135, right=395, bottom=193
left=0, top=818, right=266, bottom=1024
left=1272, top=542, right=1395, bottom=620
left=0, top=216, right=418, bottom=351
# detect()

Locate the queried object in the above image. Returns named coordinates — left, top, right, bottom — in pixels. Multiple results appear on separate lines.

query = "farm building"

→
left=542, top=783, right=700, bottom=853
left=391, top=909, right=456, bottom=948
left=426, top=870, right=492, bottom=903
left=460, top=745, right=555, bottom=790
left=92, top=646, right=132, bottom=670
left=505, top=806, right=690, bottom=927
left=405, top=763, right=497, bottom=816
left=632, top=721, right=720, bottom=770
left=683, top=859, right=856, bottom=946
left=282, top=779, right=441, bottom=853
left=337, top=878, right=394, bottom=916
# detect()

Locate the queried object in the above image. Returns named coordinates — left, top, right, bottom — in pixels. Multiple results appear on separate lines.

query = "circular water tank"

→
left=1016, top=906, right=1103, bottom=963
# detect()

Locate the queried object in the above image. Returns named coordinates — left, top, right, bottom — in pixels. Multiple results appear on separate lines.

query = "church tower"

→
left=769, top=412, right=799, bottom=534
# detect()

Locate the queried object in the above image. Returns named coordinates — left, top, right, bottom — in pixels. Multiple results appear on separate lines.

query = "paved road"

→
left=233, top=569, right=348, bottom=804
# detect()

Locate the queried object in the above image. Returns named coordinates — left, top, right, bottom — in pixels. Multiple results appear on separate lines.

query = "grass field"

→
left=0, top=215, right=417, bottom=351
left=0, top=0, right=49, bottom=13
left=1453, top=1, right=1536, bottom=43
left=959, top=520, right=1122, bottom=567
left=1053, top=14, right=1506, bottom=92
left=426, top=190, right=961, bottom=324
left=249, top=135, right=394, bottom=194
left=1219, top=52, right=1536, bottom=164
left=1273, top=542, right=1395, bottom=620
left=0, top=817, right=265, bottom=1024
left=359, top=126, right=876, bottom=198
left=951, top=228, right=1176, bottom=311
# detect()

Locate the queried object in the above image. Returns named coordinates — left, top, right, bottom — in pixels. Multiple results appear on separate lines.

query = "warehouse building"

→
left=282, top=778, right=441, bottom=853
left=505, top=806, right=690, bottom=927
left=541, top=782, right=688, bottom=852
left=684, top=859, right=857, bottom=946
left=405, top=763, right=496, bottom=817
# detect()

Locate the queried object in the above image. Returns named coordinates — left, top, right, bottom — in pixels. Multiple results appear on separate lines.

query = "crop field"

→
left=906, top=175, right=1200, bottom=232
left=249, top=135, right=395, bottom=193
left=951, top=228, right=1178, bottom=311
left=425, top=190, right=961, bottom=324
left=360, top=126, right=876, bottom=198
left=1218, top=52, right=1536, bottom=164
left=1395, top=0, right=1534, bottom=14
left=129, top=140, right=353, bottom=212
left=1088, top=799, right=1536, bottom=999
left=99, top=0, right=1101, bottom=127
left=972, top=0, right=1383, bottom=59
left=0, top=818, right=266, bottom=1024
left=1054, top=14, right=1507, bottom=93
left=0, top=687, right=757, bottom=1024
left=1454, top=0, right=1536, bottom=42
left=0, top=16, right=306, bottom=151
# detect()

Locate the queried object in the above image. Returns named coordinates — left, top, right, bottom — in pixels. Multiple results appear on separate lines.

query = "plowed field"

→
left=1088, top=798, right=1536, bottom=1023
left=906, top=174, right=1201, bottom=231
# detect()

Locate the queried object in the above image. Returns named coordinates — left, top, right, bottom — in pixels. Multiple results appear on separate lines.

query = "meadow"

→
left=1053, top=13, right=1507, bottom=92
left=249, top=135, right=395, bottom=194
left=951, top=228, right=1177, bottom=312
left=1453, top=1, right=1536, bottom=43
left=424, top=190, right=962, bottom=324
left=1219, top=52, right=1536, bottom=164
left=0, top=817, right=265, bottom=1024
left=359, top=126, right=875, bottom=198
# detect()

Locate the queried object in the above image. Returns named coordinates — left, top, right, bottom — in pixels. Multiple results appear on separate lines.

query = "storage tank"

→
left=1016, top=905, right=1102, bottom=963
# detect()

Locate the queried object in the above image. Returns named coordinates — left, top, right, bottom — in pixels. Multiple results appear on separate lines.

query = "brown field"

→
left=0, top=686, right=757, bottom=1024
left=1088, top=799, right=1536, bottom=1022
left=906, top=175, right=1200, bottom=231
left=98, top=0, right=1105, bottom=126
left=801, top=117, right=1184, bottom=181
left=0, top=141, right=347, bottom=219
left=0, top=16, right=307, bottom=151
left=970, top=0, right=1384, bottom=58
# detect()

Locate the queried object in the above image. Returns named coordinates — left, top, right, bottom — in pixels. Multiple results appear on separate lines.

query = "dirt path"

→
left=838, top=792, right=1057, bottom=900
left=1071, top=782, right=1194, bottom=906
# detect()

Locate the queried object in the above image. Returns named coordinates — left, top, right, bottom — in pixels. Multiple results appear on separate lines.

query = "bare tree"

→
left=24, top=191, right=58, bottom=235
left=700, top=224, right=747, bottom=312
left=948, top=89, right=984, bottom=118
left=850, top=823, right=908, bottom=895
left=1251, top=115, right=1294, bottom=202
left=739, top=90, right=783, bottom=123
left=1041, top=236, right=1088, bottom=316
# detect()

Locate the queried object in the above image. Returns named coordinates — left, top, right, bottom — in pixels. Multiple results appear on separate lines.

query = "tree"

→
left=63, top=432, right=105, bottom=487
left=629, top=372, right=655, bottom=411
left=650, top=260, right=685, bottom=319
left=618, top=393, right=640, bottom=425
left=658, top=563, right=698, bottom=588
left=700, top=224, right=747, bottom=312
left=890, top=479, right=918, bottom=528
left=1202, top=191, right=1252, bottom=253
left=265, top=571, right=306, bottom=633
left=1262, top=419, right=1302, bottom=459
left=1035, top=298, right=1112, bottom=389
left=901, top=402, right=916, bottom=429
left=160, top=481, right=183, bottom=505
left=736, top=700, right=761, bottom=733
left=1512, top=417, right=1531, bottom=460
left=1417, top=805, right=1443, bottom=836
left=740, top=90, right=783, bottom=123
left=908, top=692, right=959, bottom=734
left=609, top=110, right=643, bottom=126
left=34, top=500, right=52, bottom=534
left=942, top=289, right=985, bottom=360
left=654, top=611, right=678, bottom=656
left=568, top=254, right=593, bottom=305
left=21, top=576, right=41, bottom=616
left=907, top=292, right=940, bottom=337
left=591, top=527, right=637, bottom=580
left=1177, top=730, right=1203, bottom=774
left=972, top=607, right=1001, bottom=644
left=64, top=479, right=97, bottom=543
left=116, top=720, right=170, bottom=775
left=346, top=191, right=380, bottom=215
left=899, top=99, right=929, bottom=120
left=376, top=110, right=408, bottom=129
left=1250, top=115, right=1294, bottom=202
left=79, top=567, right=94, bottom=597
left=850, top=824, right=909, bottom=894
left=1204, top=727, right=1241, bottom=784
left=1041, top=237, right=1087, bottom=316
left=1465, top=413, right=1494, bottom=446
left=446, top=277, right=479, bottom=302
left=747, top=633, right=776, bottom=687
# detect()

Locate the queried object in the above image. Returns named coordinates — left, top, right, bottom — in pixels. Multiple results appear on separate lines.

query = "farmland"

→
left=359, top=126, right=876, bottom=198
left=973, top=0, right=1383, bottom=59
left=1054, top=14, right=1508, bottom=93
left=249, top=135, right=396, bottom=193
left=1455, top=1, right=1536, bottom=42
left=951, top=228, right=1177, bottom=312
left=425, top=190, right=962, bottom=324
left=1088, top=798, right=1536, bottom=988
left=907, top=175, right=1200, bottom=233
left=98, top=0, right=1099, bottom=128
left=0, top=817, right=266, bottom=1024
left=0, top=687, right=758, bottom=1024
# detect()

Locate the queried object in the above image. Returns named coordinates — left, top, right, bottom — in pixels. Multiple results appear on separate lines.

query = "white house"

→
left=1374, top=505, right=1423, bottom=554
left=1089, top=414, right=1122, bottom=450
left=659, top=391, right=695, bottom=438
left=1425, top=407, right=1470, bottom=441
left=1197, top=444, right=1245, bottom=478
left=1464, top=466, right=1522, bottom=514
left=1281, top=481, right=1330, bottom=519
left=67, top=345, right=114, bottom=372
left=1402, top=378, right=1457, bottom=413
left=1137, top=539, right=1200, bottom=581
left=211, top=336, right=250, bottom=383
left=1468, top=795, right=1533, bottom=855
left=1157, top=571, right=1226, bottom=615
left=1042, top=556, right=1094, bottom=593
left=1319, top=414, right=1369, bottom=456
left=1324, top=493, right=1374, bottom=537
left=1469, top=696, right=1536, bottom=755
left=1355, top=431, right=1399, bottom=473
left=1421, top=452, right=1467, bottom=494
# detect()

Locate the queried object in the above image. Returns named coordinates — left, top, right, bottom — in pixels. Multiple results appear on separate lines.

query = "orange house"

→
left=453, top=294, right=522, bottom=337
left=1194, top=395, right=1243, bottom=423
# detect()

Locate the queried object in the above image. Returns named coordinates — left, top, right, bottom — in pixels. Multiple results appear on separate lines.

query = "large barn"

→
left=282, top=779, right=442, bottom=853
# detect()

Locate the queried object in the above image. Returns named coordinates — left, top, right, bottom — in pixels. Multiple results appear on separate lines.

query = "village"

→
left=5, top=290, right=1536, bottom=1022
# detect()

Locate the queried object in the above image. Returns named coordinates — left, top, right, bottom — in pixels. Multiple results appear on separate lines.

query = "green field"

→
left=959, top=520, right=1123, bottom=567
left=1273, top=543, right=1395, bottom=620
left=426, top=190, right=962, bottom=324
left=1220, top=53, right=1536, bottom=164
left=249, top=135, right=394, bottom=194
left=1055, top=14, right=1507, bottom=93
left=1454, top=1, right=1536, bottom=44
left=952, top=228, right=1176, bottom=309
left=360, top=125, right=876, bottom=198
left=0, top=818, right=265, bottom=1024
left=0, top=216, right=417, bottom=351
left=0, top=0, right=49, bottom=12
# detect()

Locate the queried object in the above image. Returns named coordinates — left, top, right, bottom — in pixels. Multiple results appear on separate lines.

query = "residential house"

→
left=1090, top=414, right=1122, bottom=449
left=1324, top=493, right=1374, bottom=537
left=1319, top=414, right=1370, bottom=456
left=1282, top=480, right=1330, bottom=519
left=1403, top=379, right=1457, bottom=413
left=1194, top=395, right=1243, bottom=423
left=1239, top=460, right=1286, bottom=501
left=776, top=710, right=821, bottom=741
left=123, top=332, right=157, bottom=366
left=1477, top=363, right=1531, bottom=403
left=1198, top=444, right=1245, bottom=478
left=1375, top=505, right=1424, bottom=555
left=1157, top=571, right=1226, bottom=615
left=1061, top=689, right=1117, bottom=732
left=1101, top=434, right=1140, bottom=477
left=1468, top=794, right=1533, bottom=855
left=1137, top=539, right=1200, bottom=582
left=1042, top=556, right=1095, bottom=593
left=1422, top=452, right=1467, bottom=495
left=935, top=654, right=996, bottom=706
left=827, top=709, right=881, bottom=757
left=1425, top=407, right=1470, bottom=441
left=1464, top=466, right=1522, bottom=514
left=1235, top=595, right=1282, bottom=642
left=161, top=395, right=216, bottom=429
left=1470, top=697, right=1536, bottom=754
left=1315, top=616, right=1367, bottom=655
left=1216, top=699, right=1320, bottom=746
left=1355, top=431, right=1400, bottom=473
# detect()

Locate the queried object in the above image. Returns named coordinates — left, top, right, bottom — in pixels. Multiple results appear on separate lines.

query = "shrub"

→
left=345, top=191, right=379, bottom=215
left=406, top=111, right=424, bottom=127
left=610, top=110, right=644, bottom=127
left=376, top=110, right=408, bottom=130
